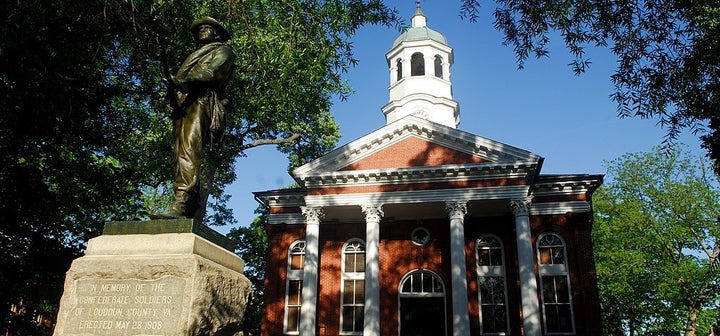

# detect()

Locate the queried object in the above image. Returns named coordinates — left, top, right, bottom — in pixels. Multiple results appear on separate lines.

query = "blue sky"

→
left=220, top=0, right=703, bottom=232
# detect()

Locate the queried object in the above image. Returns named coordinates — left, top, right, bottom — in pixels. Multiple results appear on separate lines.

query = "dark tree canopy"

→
left=0, top=0, right=399, bottom=333
left=459, top=0, right=720, bottom=172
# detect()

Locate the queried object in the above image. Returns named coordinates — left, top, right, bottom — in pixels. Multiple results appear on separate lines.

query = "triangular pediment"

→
left=338, top=135, right=487, bottom=171
left=293, top=116, right=542, bottom=179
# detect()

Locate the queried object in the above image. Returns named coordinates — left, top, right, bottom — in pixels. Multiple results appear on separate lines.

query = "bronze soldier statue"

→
left=153, top=17, right=235, bottom=219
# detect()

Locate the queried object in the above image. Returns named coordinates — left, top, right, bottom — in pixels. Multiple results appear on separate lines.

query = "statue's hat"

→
left=190, top=16, right=230, bottom=42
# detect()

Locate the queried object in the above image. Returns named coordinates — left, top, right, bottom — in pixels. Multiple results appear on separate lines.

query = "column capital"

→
left=510, top=198, right=533, bottom=216
left=301, top=206, right=324, bottom=223
left=445, top=201, right=468, bottom=220
left=361, top=204, right=384, bottom=223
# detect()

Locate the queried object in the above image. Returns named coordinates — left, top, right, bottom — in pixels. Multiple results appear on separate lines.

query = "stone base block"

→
left=54, top=222, right=252, bottom=336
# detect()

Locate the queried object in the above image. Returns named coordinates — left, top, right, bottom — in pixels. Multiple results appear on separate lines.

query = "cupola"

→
left=382, top=3, right=459, bottom=128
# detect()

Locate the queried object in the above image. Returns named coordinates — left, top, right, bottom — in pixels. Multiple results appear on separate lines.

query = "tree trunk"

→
left=684, top=306, right=700, bottom=336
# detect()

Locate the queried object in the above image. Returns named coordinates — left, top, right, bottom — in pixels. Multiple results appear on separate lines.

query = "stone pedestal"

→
left=54, top=219, right=252, bottom=336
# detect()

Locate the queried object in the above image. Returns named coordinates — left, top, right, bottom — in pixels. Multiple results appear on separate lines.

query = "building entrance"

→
left=399, top=297, right=445, bottom=336
left=398, top=270, right=447, bottom=336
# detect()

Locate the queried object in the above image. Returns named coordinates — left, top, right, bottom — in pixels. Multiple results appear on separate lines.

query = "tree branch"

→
left=225, top=133, right=301, bottom=152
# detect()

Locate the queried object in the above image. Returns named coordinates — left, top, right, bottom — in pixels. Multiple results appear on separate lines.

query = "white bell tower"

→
left=382, top=3, right=459, bottom=128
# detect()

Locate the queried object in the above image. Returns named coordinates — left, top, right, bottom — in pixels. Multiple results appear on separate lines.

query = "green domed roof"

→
left=391, top=26, right=448, bottom=48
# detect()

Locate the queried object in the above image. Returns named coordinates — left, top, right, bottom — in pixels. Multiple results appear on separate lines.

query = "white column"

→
left=300, top=206, right=323, bottom=336
left=390, top=59, right=397, bottom=83
left=511, top=198, right=541, bottom=336
left=446, top=201, right=471, bottom=336
left=361, top=204, right=383, bottom=336
left=444, top=61, right=451, bottom=81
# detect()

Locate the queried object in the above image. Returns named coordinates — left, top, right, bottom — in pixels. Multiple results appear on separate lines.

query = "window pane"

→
left=478, top=249, right=491, bottom=266
left=433, top=278, right=444, bottom=293
left=412, top=273, right=422, bottom=292
left=545, top=304, right=560, bottom=332
left=401, top=277, right=412, bottom=293
left=491, top=280, right=505, bottom=304
left=481, top=305, right=508, bottom=333
left=287, top=307, right=300, bottom=332
left=411, top=53, right=425, bottom=76
left=545, top=304, right=573, bottom=333
left=555, top=277, right=570, bottom=303
left=540, top=248, right=552, bottom=264
left=344, top=254, right=356, bottom=272
left=342, top=280, right=352, bottom=303
left=434, top=56, right=443, bottom=78
left=542, top=276, right=557, bottom=303
left=355, top=280, right=365, bottom=302
left=489, top=249, right=503, bottom=266
left=288, top=280, right=302, bottom=305
left=354, top=306, right=365, bottom=331
left=554, top=304, right=573, bottom=332
left=341, top=306, right=354, bottom=331
left=423, top=273, right=434, bottom=293
left=290, top=254, right=304, bottom=270
left=552, top=247, right=565, bottom=264
left=356, top=253, right=365, bottom=272
left=479, top=280, right=491, bottom=301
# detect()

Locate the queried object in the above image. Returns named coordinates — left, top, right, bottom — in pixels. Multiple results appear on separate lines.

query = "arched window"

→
left=434, top=55, right=443, bottom=78
left=396, top=58, right=403, bottom=81
left=398, top=270, right=446, bottom=336
left=537, top=233, right=574, bottom=334
left=476, top=235, right=509, bottom=334
left=285, top=240, right=306, bottom=334
left=341, top=240, right=365, bottom=334
left=411, top=52, right=425, bottom=76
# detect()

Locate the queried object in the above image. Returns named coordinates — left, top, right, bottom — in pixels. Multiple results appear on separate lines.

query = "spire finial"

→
left=411, top=0, right=426, bottom=27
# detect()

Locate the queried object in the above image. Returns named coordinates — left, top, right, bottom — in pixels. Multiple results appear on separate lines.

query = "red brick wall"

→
left=464, top=215, right=523, bottom=336
left=261, top=224, right=305, bottom=336
left=339, top=136, right=487, bottom=171
left=261, top=213, right=603, bottom=336
left=530, top=213, right=603, bottom=336
left=379, top=219, right=452, bottom=336
left=316, top=222, right=365, bottom=335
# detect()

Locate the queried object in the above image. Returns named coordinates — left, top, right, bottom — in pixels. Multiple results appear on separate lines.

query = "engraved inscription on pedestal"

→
left=63, top=278, right=185, bottom=335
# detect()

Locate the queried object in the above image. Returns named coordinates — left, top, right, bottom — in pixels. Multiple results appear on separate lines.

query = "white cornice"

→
left=300, top=161, right=537, bottom=188
left=264, top=200, right=594, bottom=224
left=253, top=190, right=306, bottom=208
left=303, top=185, right=531, bottom=207
left=267, top=213, right=306, bottom=225
left=386, top=40, right=453, bottom=60
left=531, top=175, right=603, bottom=197
left=381, top=92, right=458, bottom=113
left=529, top=201, right=592, bottom=215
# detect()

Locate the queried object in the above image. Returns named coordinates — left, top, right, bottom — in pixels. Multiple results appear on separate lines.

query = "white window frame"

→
left=340, top=239, right=366, bottom=335
left=475, top=234, right=510, bottom=335
left=536, top=233, right=575, bottom=335
left=284, top=240, right=306, bottom=335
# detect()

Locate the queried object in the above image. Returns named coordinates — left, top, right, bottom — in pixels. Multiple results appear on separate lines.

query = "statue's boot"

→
left=149, top=191, right=188, bottom=219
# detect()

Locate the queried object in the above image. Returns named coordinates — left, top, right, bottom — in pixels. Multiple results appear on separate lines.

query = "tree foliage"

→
left=0, top=0, right=400, bottom=333
left=593, top=145, right=720, bottom=336
left=459, top=0, right=720, bottom=173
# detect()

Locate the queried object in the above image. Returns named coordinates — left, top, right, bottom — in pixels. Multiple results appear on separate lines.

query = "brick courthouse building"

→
left=255, top=5, right=603, bottom=336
